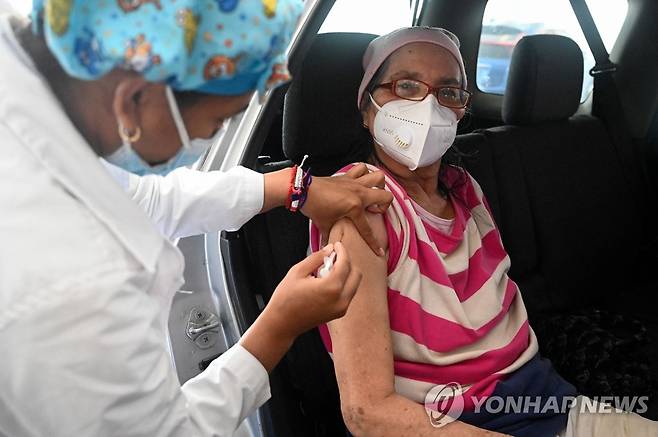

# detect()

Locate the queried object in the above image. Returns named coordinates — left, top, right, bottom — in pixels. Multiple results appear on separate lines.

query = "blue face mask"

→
left=105, top=86, right=220, bottom=176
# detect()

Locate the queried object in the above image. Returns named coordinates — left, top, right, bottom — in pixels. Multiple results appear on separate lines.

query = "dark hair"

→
left=174, top=90, right=207, bottom=109
left=359, top=59, right=391, bottom=112
left=359, top=61, right=469, bottom=199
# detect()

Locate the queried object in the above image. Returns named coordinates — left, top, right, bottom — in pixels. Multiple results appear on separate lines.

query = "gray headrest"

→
left=502, top=35, right=584, bottom=125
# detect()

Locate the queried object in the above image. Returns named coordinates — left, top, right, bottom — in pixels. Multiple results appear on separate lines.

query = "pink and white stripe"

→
left=312, top=163, right=537, bottom=407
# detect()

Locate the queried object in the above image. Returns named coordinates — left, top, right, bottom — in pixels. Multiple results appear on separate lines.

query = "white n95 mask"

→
left=370, top=94, right=458, bottom=171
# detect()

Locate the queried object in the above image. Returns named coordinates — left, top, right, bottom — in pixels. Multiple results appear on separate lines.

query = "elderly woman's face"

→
left=364, top=42, right=466, bottom=132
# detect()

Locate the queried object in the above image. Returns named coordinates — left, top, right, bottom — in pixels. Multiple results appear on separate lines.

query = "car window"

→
left=477, top=0, right=628, bottom=102
left=319, top=0, right=417, bottom=35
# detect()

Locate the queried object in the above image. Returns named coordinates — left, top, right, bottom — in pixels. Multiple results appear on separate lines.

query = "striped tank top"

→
left=311, top=163, right=540, bottom=409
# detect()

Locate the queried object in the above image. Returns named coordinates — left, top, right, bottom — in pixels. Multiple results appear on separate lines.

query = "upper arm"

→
left=326, top=214, right=395, bottom=407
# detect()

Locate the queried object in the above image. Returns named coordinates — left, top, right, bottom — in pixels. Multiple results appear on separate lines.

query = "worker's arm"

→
left=0, top=242, right=360, bottom=437
left=104, top=160, right=393, bottom=254
left=238, top=242, right=361, bottom=372
left=327, top=216, right=509, bottom=437
left=102, top=161, right=265, bottom=239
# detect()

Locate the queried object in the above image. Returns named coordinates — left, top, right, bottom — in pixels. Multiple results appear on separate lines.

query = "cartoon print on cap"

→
left=263, top=0, right=277, bottom=18
left=45, top=0, right=73, bottom=35
left=117, top=0, right=162, bottom=13
left=203, top=55, right=236, bottom=80
left=263, top=35, right=282, bottom=63
left=215, top=0, right=239, bottom=13
left=124, top=34, right=161, bottom=73
left=176, top=9, right=201, bottom=54
left=74, top=27, right=105, bottom=75
left=33, top=0, right=304, bottom=96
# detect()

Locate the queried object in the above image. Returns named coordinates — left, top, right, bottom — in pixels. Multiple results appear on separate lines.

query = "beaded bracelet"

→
left=284, top=164, right=298, bottom=211
left=286, top=155, right=312, bottom=213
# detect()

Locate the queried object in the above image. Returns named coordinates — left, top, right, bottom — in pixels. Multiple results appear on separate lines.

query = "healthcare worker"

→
left=0, top=1, right=392, bottom=436
left=101, top=157, right=389, bottom=244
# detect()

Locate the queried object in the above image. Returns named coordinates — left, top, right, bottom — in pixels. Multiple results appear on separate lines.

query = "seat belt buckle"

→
left=590, top=62, right=617, bottom=76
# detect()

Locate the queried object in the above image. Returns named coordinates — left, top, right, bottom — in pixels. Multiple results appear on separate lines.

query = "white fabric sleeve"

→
left=0, top=265, right=270, bottom=437
left=182, top=344, right=271, bottom=435
left=102, top=161, right=264, bottom=240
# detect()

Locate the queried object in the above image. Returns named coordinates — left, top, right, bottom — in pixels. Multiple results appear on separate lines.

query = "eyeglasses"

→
left=375, top=79, right=471, bottom=109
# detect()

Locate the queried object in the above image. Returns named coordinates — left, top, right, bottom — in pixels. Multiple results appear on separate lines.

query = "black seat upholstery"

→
left=484, top=35, right=658, bottom=416
left=501, top=35, right=584, bottom=126
left=283, top=32, right=378, bottom=176
left=239, top=32, right=658, bottom=434
left=486, top=35, right=652, bottom=315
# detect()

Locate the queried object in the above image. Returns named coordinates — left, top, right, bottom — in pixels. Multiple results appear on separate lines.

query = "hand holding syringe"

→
left=317, top=250, right=337, bottom=278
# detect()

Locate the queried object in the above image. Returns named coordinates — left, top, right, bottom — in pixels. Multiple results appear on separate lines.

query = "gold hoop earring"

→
left=118, top=123, right=142, bottom=144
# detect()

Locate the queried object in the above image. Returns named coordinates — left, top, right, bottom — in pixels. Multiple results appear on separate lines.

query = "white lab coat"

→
left=101, top=163, right=262, bottom=240
left=0, top=14, right=270, bottom=437
left=0, top=1, right=16, bottom=14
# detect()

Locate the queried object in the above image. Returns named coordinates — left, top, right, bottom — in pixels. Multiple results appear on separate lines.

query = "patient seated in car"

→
left=309, top=27, right=657, bottom=437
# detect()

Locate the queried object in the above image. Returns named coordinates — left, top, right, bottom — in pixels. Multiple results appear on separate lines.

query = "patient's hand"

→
left=302, top=163, right=393, bottom=256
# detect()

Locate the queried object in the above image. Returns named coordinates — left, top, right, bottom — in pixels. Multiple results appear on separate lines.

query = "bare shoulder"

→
left=328, top=212, right=389, bottom=258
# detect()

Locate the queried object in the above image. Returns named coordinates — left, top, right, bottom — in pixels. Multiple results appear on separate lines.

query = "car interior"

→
left=214, top=0, right=658, bottom=435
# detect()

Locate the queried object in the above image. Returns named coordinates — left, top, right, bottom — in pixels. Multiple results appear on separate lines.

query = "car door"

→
left=167, top=1, right=333, bottom=436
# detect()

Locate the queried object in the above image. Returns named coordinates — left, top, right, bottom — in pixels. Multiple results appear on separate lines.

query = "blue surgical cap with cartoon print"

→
left=31, top=0, right=303, bottom=96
